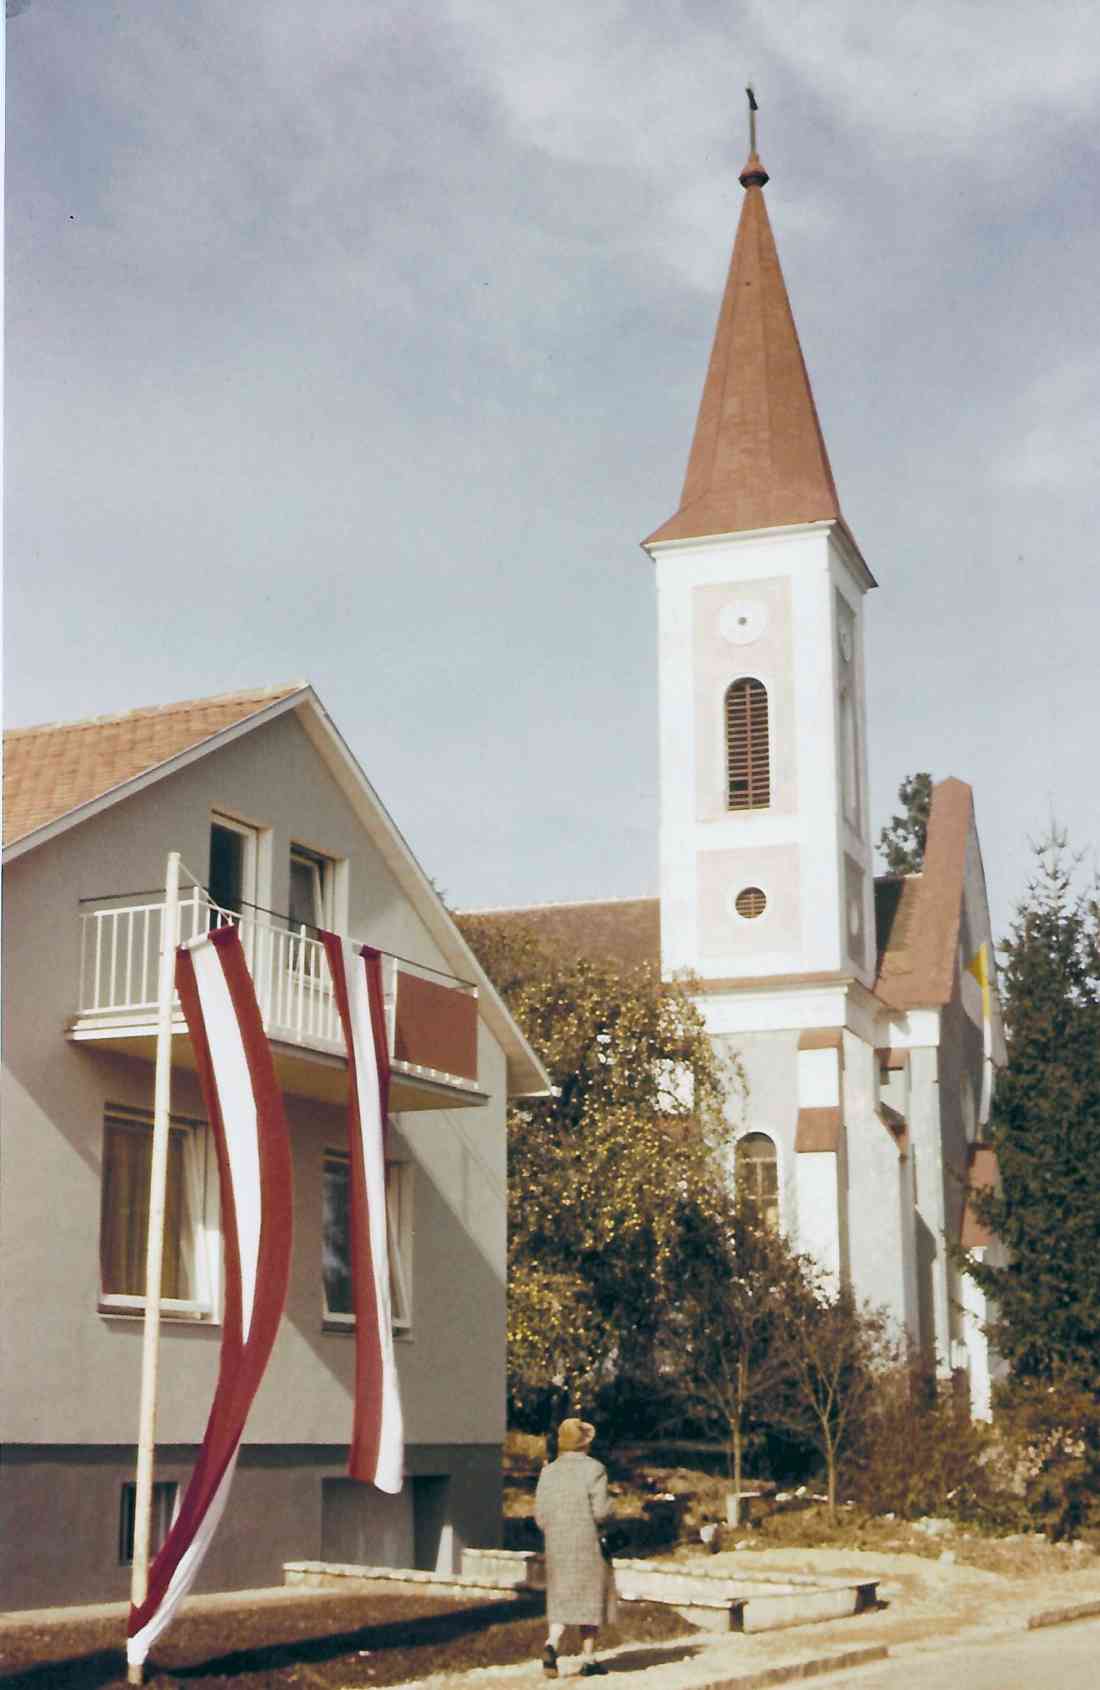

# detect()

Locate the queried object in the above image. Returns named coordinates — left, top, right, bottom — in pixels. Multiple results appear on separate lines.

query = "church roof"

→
left=461, top=781, right=979, bottom=1009
left=646, top=150, right=845, bottom=547
left=874, top=778, right=976, bottom=1009
left=2, top=683, right=308, bottom=848
left=459, top=896, right=661, bottom=974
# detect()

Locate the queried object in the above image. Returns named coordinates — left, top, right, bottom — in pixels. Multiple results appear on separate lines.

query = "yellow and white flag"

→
left=965, top=942, right=994, bottom=1125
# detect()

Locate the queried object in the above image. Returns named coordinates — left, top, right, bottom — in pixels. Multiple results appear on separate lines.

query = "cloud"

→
left=441, top=0, right=1100, bottom=291
left=993, top=362, right=1100, bottom=493
left=745, top=0, right=1100, bottom=161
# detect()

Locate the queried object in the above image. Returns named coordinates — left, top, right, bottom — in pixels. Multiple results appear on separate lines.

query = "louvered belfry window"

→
left=725, top=678, right=770, bottom=810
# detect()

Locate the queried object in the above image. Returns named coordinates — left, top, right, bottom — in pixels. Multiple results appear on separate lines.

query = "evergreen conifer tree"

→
left=965, top=833, right=1100, bottom=1389
left=877, top=772, right=933, bottom=875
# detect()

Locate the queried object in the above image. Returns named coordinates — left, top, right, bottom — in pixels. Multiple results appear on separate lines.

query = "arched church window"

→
left=725, top=678, right=770, bottom=810
left=735, top=1132, right=779, bottom=1231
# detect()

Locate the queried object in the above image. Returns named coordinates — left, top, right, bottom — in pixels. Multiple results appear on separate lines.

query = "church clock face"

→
left=719, top=600, right=767, bottom=646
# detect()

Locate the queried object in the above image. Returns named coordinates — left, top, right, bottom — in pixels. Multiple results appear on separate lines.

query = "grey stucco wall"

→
left=0, top=1442, right=502, bottom=1610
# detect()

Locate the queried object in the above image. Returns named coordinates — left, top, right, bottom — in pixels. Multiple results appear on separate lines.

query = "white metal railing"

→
left=76, top=889, right=476, bottom=1073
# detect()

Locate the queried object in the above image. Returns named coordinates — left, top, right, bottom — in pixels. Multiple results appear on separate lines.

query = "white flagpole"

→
left=128, top=850, right=181, bottom=1685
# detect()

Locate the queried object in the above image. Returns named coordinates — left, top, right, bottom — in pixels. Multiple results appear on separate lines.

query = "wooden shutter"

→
left=726, top=678, right=771, bottom=809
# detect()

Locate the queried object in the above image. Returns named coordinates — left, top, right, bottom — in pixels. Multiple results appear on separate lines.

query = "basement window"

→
left=119, top=1480, right=178, bottom=1565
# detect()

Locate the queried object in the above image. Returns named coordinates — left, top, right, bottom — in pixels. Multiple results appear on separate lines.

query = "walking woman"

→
left=534, top=1418, right=613, bottom=1677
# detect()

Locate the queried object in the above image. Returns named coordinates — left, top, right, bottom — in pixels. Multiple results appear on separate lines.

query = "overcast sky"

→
left=6, top=1, right=1099, bottom=938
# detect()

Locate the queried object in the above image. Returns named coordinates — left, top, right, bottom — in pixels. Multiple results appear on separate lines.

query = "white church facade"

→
left=470, top=145, right=1007, bottom=1415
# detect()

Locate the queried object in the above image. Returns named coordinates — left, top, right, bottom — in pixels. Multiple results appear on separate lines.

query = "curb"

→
left=666, top=1644, right=890, bottom=1688
left=1027, top=1595, right=1100, bottom=1631
left=386, top=1643, right=893, bottom=1690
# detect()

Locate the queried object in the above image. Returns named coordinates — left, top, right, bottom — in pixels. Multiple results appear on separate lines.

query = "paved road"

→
left=817, top=1617, right=1100, bottom=1688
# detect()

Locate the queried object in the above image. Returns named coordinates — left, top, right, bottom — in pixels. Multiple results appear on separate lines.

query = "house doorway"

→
left=208, top=816, right=258, bottom=922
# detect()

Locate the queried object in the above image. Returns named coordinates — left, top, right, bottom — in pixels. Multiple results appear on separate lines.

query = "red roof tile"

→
left=458, top=897, right=661, bottom=974
left=3, top=683, right=306, bottom=847
left=874, top=779, right=974, bottom=1009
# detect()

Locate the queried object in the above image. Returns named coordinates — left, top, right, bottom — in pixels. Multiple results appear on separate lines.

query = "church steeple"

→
left=646, top=123, right=877, bottom=996
left=646, top=149, right=844, bottom=546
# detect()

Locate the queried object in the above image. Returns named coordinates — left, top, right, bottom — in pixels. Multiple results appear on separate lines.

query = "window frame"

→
left=119, top=1479, right=179, bottom=1565
left=289, top=843, right=335, bottom=934
left=734, top=1130, right=780, bottom=1232
left=208, top=812, right=259, bottom=921
left=322, top=1147, right=413, bottom=1335
left=98, top=1105, right=220, bottom=1322
left=724, top=676, right=771, bottom=812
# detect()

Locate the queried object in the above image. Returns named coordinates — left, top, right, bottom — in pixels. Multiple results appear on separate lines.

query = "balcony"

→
left=69, top=890, right=487, bottom=1111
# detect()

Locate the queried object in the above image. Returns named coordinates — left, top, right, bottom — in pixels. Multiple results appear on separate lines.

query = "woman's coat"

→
left=534, top=1451, right=612, bottom=1626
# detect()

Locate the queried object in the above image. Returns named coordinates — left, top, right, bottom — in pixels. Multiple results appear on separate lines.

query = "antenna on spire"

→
left=746, top=84, right=759, bottom=154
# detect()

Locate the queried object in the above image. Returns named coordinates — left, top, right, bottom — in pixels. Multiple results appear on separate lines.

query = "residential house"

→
left=1, top=681, right=550, bottom=1609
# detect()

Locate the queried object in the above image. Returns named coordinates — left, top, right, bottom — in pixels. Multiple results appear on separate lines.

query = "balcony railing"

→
left=74, top=888, right=482, bottom=1102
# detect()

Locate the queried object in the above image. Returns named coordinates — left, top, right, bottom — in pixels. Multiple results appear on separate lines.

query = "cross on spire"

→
left=644, top=87, right=848, bottom=546
left=746, top=84, right=759, bottom=154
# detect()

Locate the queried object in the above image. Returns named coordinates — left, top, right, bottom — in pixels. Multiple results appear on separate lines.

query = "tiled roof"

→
left=646, top=152, right=844, bottom=547
left=3, top=683, right=306, bottom=847
left=874, top=779, right=974, bottom=1009
left=459, top=897, right=662, bottom=973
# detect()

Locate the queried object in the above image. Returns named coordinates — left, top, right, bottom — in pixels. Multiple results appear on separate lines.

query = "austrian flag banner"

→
left=320, top=934, right=404, bottom=1493
left=127, top=925, right=293, bottom=1668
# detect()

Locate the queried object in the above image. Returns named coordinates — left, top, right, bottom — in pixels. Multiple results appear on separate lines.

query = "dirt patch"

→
left=506, top=1446, right=1100, bottom=1579
left=0, top=1592, right=692, bottom=1690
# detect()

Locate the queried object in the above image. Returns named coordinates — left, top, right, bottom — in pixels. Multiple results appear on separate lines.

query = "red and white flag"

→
left=127, top=925, right=293, bottom=1668
left=321, top=935, right=404, bottom=1492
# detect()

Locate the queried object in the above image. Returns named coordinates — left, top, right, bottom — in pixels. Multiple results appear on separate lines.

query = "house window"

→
left=288, top=845, right=336, bottom=982
left=209, top=816, right=255, bottom=917
left=119, top=1480, right=178, bottom=1565
left=725, top=678, right=770, bottom=810
left=322, top=1151, right=411, bottom=1332
left=289, top=845, right=334, bottom=934
left=735, top=1132, right=779, bottom=1231
left=99, top=1107, right=216, bottom=1317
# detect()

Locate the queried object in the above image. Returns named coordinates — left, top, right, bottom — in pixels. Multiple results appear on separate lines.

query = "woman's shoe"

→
left=541, top=1644, right=558, bottom=1678
left=580, top=1662, right=608, bottom=1676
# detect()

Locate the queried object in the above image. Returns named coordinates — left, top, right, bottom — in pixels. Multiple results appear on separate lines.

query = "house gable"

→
left=4, top=685, right=550, bottom=1100
left=3, top=684, right=308, bottom=855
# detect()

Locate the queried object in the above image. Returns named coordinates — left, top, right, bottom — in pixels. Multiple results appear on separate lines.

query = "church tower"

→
left=643, top=137, right=890, bottom=1300
left=643, top=144, right=876, bottom=995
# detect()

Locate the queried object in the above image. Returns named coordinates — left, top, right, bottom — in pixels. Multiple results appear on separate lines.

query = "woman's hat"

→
left=557, top=1417, right=596, bottom=1452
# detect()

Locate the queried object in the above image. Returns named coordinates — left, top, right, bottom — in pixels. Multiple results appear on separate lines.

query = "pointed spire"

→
left=646, top=148, right=844, bottom=547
